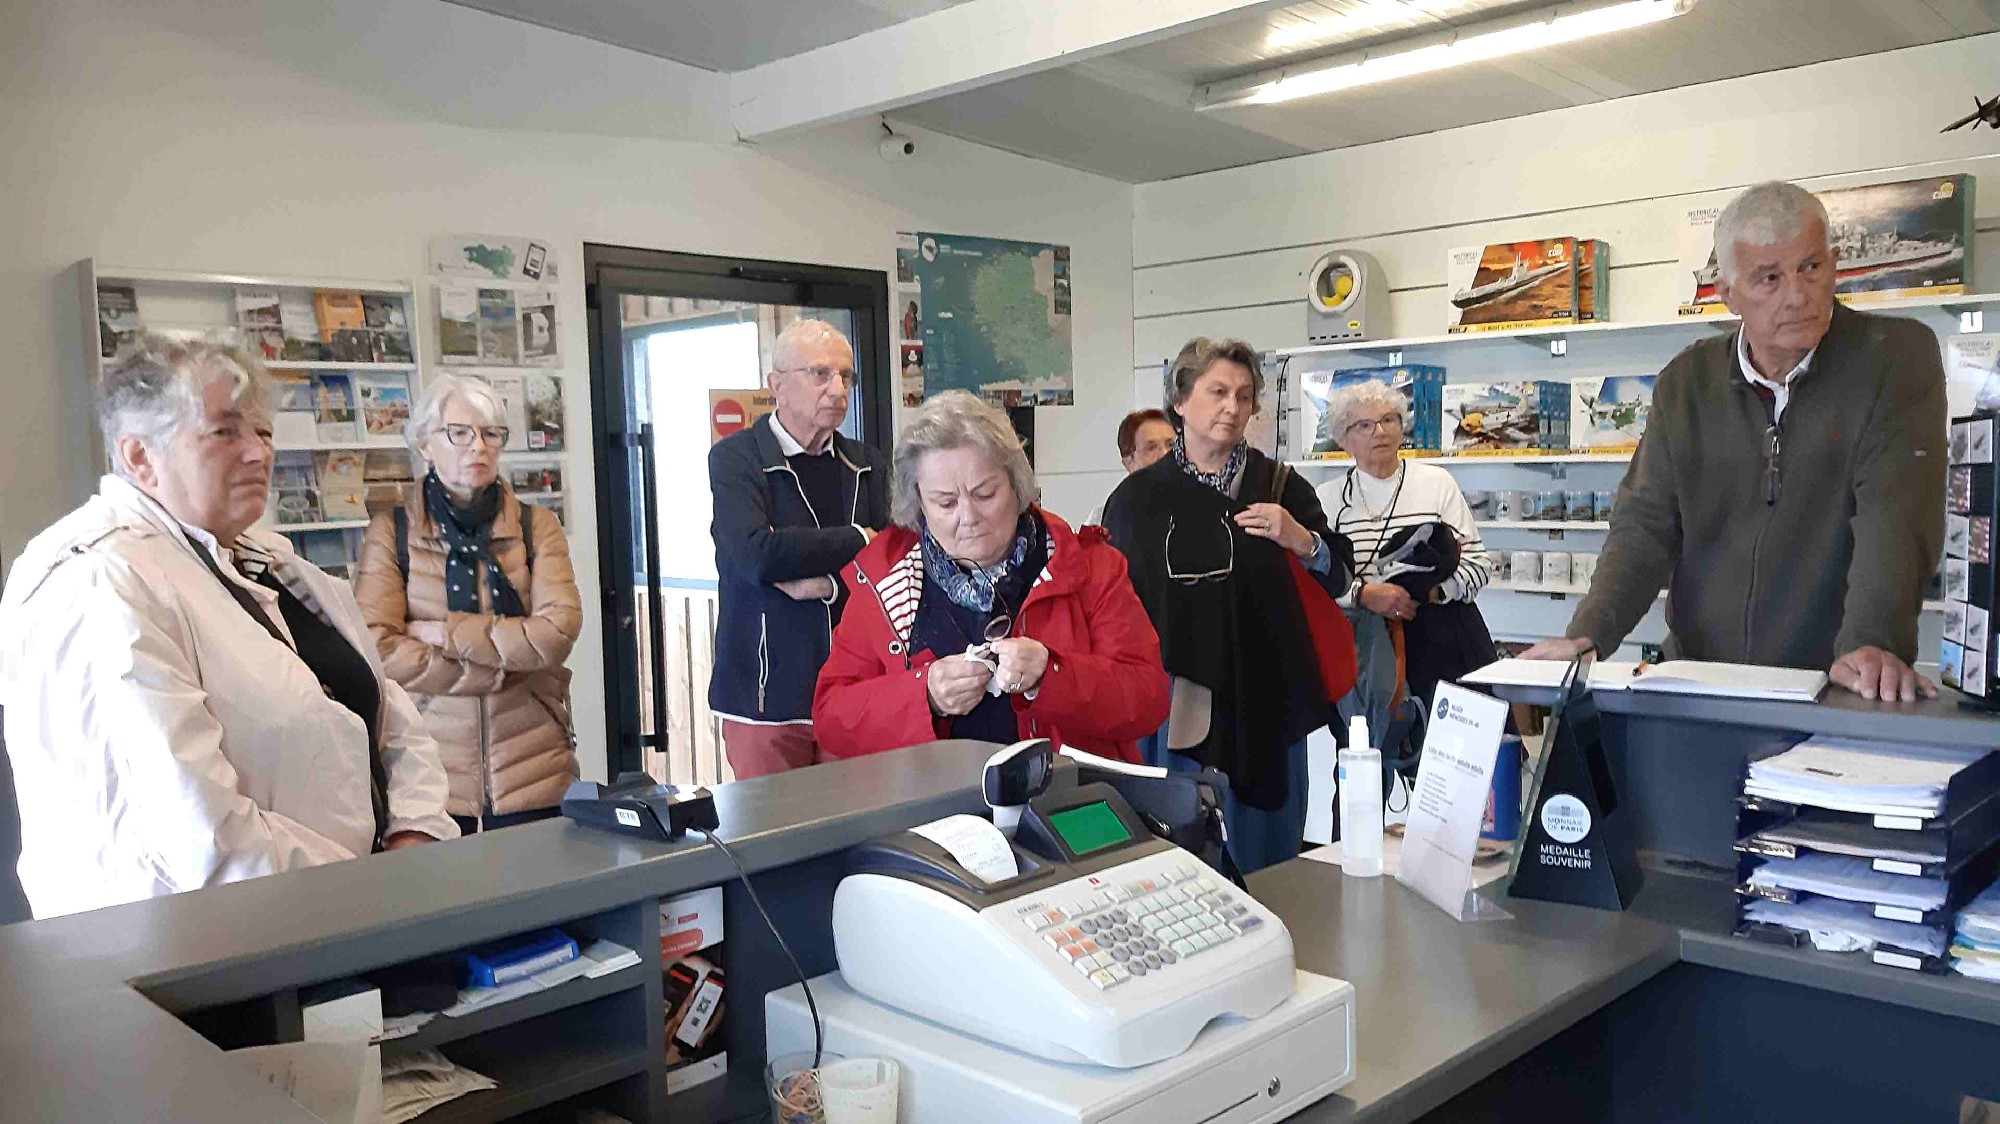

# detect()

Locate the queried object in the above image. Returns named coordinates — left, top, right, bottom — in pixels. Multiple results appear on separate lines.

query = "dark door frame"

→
left=583, top=243, right=891, bottom=776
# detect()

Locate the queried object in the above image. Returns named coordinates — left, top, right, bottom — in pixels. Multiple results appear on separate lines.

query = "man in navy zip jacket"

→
left=708, top=320, right=888, bottom=777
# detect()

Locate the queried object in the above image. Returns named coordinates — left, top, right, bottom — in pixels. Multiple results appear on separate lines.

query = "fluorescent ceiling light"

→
left=1198, top=0, right=1695, bottom=109
left=1262, top=0, right=1466, bottom=55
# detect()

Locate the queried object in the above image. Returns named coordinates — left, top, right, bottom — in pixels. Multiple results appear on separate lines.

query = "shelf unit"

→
left=272, top=519, right=371, bottom=533
left=1273, top=290, right=2000, bottom=361
left=1479, top=520, right=1610, bottom=532
left=79, top=260, right=423, bottom=580
left=274, top=360, right=419, bottom=372
left=1290, top=452, right=1632, bottom=469
left=385, top=966, right=646, bottom=1055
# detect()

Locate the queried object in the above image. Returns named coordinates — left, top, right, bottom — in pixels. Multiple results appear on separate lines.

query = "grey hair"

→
left=890, top=390, right=1039, bottom=530
left=1714, top=181, right=1829, bottom=283
left=1163, top=337, right=1263, bottom=422
left=771, top=318, right=852, bottom=375
left=405, top=373, right=507, bottom=464
left=97, top=332, right=268, bottom=477
left=1325, top=379, right=1411, bottom=442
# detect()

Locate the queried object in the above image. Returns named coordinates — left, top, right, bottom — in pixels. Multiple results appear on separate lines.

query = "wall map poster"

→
left=895, top=231, right=1072, bottom=408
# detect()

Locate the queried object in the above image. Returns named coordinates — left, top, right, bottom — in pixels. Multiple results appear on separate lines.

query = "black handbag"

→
left=1070, top=761, right=1248, bottom=890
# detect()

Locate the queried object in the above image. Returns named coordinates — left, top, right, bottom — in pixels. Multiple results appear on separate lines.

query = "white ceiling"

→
left=441, top=0, right=975, bottom=72
left=448, top=0, right=2000, bottom=181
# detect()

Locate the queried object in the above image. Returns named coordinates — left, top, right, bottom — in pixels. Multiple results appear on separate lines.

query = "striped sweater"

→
left=1318, top=461, right=1490, bottom=609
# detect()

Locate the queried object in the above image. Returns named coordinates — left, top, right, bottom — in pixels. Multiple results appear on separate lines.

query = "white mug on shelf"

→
left=1572, top=552, right=1598, bottom=591
left=1542, top=551, right=1572, bottom=590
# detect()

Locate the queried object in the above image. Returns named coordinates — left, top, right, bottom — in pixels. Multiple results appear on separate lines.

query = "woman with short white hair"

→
left=1321, top=378, right=1494, bottom=711
left=0, top=334, right=456, bottom=919
left=354, top=374, right=582, bottom=834
left=814, top=391, right=1168, bottom=761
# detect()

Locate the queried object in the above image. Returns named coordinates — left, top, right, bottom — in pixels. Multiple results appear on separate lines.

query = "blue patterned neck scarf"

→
left=921, top=515, right=1034, bottom=612
left=1174, top=431, right=1248, bottom=496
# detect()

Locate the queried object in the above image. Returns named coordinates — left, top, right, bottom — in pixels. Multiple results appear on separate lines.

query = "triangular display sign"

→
left=1506, top=657, right=1642, bottom=910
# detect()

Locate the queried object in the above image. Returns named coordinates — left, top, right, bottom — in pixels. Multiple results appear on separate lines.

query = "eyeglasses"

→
left=442, top=424, right=510, bottom=448
left=1164, top=515, right=1235, bottom=584
left=1346, top=414, right=1405, bottom=437
left=779, top=364, right=858, bottom=390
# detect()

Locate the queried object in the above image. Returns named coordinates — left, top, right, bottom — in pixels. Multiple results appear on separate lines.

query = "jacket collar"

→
left=404, top=478, right=524, bottom=543
left=751, top=415, right=873, bottom=476
left=854, top=508, right=1084, bottom=642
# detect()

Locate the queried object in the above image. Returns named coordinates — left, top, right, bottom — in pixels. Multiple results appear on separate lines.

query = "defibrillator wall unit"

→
left=1304, top=250, right=1387, bottom=343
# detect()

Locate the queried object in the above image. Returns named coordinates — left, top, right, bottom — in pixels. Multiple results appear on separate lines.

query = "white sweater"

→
left=1317, top=461, right=1490, bottom=609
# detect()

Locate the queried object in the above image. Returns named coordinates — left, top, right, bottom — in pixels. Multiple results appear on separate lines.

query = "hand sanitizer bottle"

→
left=1339, top=716, right=1384, bottom=877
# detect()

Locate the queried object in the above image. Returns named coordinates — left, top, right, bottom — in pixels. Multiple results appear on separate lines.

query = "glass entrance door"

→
left=585, top=246, right=889, bottom=782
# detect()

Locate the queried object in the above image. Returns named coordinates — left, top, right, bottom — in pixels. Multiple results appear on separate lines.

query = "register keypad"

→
left=1027, top=861, right=1258, bottom=990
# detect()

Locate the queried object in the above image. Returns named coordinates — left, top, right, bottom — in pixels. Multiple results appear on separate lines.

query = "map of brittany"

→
left=901, top=232, right=1072, bottom=405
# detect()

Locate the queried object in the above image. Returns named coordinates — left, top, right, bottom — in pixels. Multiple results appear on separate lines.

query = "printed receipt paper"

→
left=910, top=814, right=1020, bottom=883
left=1398, top=683, right=1512, bottom=921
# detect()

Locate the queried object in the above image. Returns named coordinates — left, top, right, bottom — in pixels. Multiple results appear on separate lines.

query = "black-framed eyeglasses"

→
left=941, top=555, right=1019, bottom=647
left=442, top=423, right=510, bottom=448
left=1164, top=515, right=1235, bottom=584
left=1345, top=414, right=1405, bottom=437
left=778, top=364, right=858, bottom=390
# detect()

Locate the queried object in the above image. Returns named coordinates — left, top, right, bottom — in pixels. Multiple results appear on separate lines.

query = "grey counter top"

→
left=0, top=741, right=998, bottom=1124
left=9, top=728, right=2000, bottom=1123
left=1253, top=859, right=1681, bottom=1124
left=1485, top=682, right=2000, bottom=747
left=1259, top=858, right=2000, bottom=1124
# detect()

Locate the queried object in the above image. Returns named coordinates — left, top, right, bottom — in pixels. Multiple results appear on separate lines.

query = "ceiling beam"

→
left=728, top=0, right=1293, bottom=140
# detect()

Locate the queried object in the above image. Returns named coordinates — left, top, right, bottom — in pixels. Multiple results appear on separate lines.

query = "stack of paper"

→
left=1742, top=895, right=1950, bottom=958
left=1744, top=738, right=1992, bottom=819
left=1949, top=880, right=2000, bottom=981
left=1746, top=852, right=1950, bottom=912
left=443, top=939, right=641, bottom=1018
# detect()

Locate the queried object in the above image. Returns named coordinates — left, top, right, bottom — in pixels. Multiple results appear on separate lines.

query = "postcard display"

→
left=1943, top=412, right=1999, bottom=702
left=91, top=273, right=420, bottom=582
left=1678, top=174, right=1974, bottom=317
left=429, top=234, right=570, bottom=530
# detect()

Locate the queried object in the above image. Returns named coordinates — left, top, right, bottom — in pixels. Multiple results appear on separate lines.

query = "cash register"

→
left=768, top=742, right=1355, bottom=1123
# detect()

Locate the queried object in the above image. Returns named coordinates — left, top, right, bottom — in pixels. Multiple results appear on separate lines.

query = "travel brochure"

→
left=486, top=371, right=565, bottom=452
left=438, top=282, right=560, bottom=367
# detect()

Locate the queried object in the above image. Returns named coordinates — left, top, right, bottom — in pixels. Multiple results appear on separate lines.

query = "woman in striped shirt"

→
left=1320, top=380, right=1496, bottom=707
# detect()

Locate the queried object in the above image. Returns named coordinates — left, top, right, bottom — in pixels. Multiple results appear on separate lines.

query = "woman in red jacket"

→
left=815, top=391, right=1169, bottom=763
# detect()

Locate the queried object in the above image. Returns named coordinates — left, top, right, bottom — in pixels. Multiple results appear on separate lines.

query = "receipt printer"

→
left=831, top=782, right=1300, bottom=1069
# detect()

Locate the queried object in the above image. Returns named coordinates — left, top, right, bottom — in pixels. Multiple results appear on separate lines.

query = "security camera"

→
left=878, top=132, right=917, bottom=161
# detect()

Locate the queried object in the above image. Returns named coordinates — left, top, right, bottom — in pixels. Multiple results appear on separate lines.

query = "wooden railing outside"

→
left=634, top=585, right=733, bottom=787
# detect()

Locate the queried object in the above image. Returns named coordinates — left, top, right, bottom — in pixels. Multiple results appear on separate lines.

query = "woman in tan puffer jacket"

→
left=354, top=375, right=583, bottom=833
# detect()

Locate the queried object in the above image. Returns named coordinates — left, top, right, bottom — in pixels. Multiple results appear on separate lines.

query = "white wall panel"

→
left=2, top=0, right=1135, bottom=781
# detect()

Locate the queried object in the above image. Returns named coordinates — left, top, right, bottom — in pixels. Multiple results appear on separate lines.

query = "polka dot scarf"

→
left=424, top=470, right=526, bottom=618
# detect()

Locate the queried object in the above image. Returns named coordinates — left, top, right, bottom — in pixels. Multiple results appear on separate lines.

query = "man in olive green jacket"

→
left=1526, top=181, right=1946, bottom=701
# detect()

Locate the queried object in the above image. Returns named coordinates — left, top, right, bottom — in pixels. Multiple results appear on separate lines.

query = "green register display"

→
left=1048, top=801, right=1131, bottom=856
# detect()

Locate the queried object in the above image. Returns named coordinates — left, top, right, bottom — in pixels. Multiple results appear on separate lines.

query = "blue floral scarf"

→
left=921, top=514, right=1035, bottom=612
left=1173, top=431, right=1248, bottom=496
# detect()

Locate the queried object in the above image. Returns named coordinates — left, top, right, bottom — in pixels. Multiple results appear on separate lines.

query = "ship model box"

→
left=1577, top=240, right=1610, bottom=323
left=1293, top=364, right=1445, bottom=459
left=1442, top=381, right=1561, bottom=455
left=1445, top=239, right=1580, bottom=333
left=1676, top=174, right=1974, bottom=317
left=1571, top=375, right=1657, bottom=452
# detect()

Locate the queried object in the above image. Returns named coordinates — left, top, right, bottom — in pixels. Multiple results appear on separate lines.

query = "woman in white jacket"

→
left=0, top=334, right=457, bottom=920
